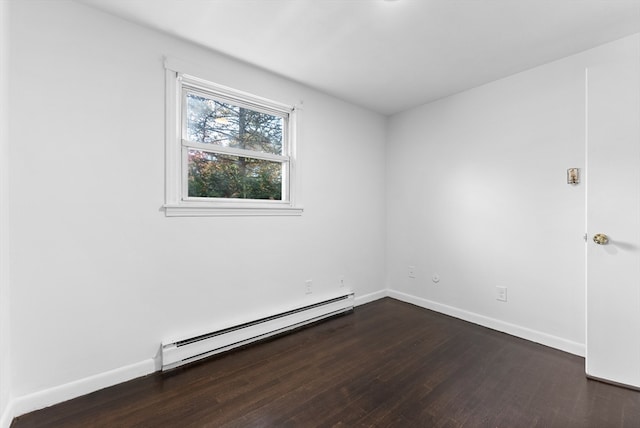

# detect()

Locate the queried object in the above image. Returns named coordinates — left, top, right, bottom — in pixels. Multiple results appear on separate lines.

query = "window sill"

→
left=163, top=204, right=304, bottom=217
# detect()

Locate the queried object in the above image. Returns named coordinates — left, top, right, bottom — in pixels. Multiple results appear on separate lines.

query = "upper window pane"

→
left=185, top=91, right=284, bottom=155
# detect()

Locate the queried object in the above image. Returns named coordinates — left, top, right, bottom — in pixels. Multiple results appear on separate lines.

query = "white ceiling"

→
left=77, top=0, right=640, bottom=115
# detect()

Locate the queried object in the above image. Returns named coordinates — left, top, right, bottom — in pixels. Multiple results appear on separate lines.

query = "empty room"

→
left=1, top=0, right=640, bottom=426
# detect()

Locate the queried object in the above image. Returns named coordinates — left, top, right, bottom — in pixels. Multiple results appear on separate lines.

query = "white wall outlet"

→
left=305, top=279, right=313, bottom=294
left=408, top=266, right=416, bottom=278
left=339, top=276, right=345, bottom=287
left=432, top=274, right=440, bottom=283
left=496, top=286, right=507, bottom=302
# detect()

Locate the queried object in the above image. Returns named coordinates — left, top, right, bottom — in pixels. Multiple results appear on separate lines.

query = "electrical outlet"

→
left=496, top=286, right=507, bottom=302
left=305, top=280, right=313, bottom=294
left=408, top=266, right=416, bottom=278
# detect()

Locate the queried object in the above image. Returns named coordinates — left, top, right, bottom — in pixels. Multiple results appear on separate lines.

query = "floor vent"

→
left=161, top=293, right=355, bottom=371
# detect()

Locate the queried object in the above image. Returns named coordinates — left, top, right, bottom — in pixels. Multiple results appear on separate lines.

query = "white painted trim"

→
left=6, top=359, right=155, bottom=422
left=0, top=404, right=13, bottom=428
left=354, top=289, right=388, bottom=306
left=0, top=1, right=11, bottom=426
left=387, top=289, right=585, bottom=357
left=164, top=205, right=303, bottom=217
left=2, top=291, right=360, bottom=424
left=180, top=73, right=294, bottom=115
left=163, top=58, right=302, bottom=217
left=584, top=66, right=590, bottom=374
left=0, top=289, right=585, bottom=426
left=165, top=67, right=181, bottom=207
left=182, top=140, right=289, bottom=163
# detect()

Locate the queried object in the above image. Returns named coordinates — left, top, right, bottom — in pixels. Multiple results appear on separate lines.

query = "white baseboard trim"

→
left=5, top=358, right=155, bottom=425
left=1, top=292, right=385, bottom=426
left=387, top=289, right=585, bottom=357
left=1, top=289, right=584, bottom=427
left=355, top=289, right=387, bottom=306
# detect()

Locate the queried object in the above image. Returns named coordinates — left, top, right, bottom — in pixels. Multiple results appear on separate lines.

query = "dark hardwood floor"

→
left=12, top=298, right=640, bottom=427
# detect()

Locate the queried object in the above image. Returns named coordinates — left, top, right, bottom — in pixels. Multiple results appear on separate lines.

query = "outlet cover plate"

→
left=408, top=266, right=416, bottom=278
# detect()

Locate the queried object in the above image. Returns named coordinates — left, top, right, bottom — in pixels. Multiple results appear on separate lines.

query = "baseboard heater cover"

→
left=161, top=293, right=355, bottom=371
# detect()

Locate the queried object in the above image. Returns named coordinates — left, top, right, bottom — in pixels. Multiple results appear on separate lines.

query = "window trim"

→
left=163, top=57, right=303, bottom=217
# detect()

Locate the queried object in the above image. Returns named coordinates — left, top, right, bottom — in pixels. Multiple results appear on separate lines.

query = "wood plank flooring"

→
left=12, top=298, right=640, bottom=427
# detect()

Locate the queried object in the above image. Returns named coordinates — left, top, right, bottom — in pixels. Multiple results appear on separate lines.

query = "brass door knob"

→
left=593, top=234, right=609, bottom=245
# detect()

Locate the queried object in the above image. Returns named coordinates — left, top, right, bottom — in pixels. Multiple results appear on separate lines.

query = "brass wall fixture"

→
left=593, top=234, right=609, bottom=245
left=567, top=168, right=580, bottom=185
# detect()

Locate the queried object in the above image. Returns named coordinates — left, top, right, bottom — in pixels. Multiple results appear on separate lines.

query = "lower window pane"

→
left=188, top=150, right=283, bottom=200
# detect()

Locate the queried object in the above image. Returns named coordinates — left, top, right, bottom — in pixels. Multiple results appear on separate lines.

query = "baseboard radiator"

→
left=161, top=293, right=355, bottom=371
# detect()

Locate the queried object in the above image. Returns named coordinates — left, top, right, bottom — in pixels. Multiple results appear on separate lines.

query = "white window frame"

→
left=164, top=58, right=303, bottom=217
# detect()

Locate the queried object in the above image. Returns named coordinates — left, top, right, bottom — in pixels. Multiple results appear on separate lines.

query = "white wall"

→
left=386, top=35, right=639, bottom=355
left=8, top=0, right=386, bottom=405
left=6, top=0, right=640, bottom=421
left=0, top=0, right=12, bottom=424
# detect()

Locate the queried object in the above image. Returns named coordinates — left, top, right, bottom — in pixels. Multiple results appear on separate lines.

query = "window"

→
left=164, top=59, right=302, bottom=216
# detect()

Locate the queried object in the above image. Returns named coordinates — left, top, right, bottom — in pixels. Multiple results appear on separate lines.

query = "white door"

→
left=586, top=37, right=640, bottom=388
